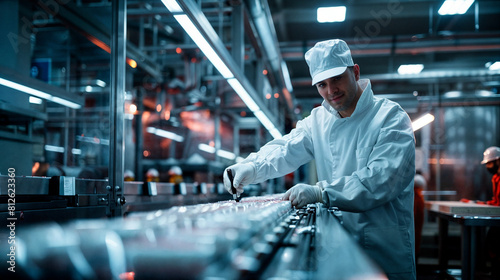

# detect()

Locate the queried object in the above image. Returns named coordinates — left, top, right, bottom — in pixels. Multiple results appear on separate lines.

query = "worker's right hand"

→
left=223, top=163, right=256, bottom=195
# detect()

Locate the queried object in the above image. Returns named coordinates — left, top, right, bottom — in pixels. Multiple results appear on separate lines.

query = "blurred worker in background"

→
left=146, top=168, right=160, bottom=182
left=124, top=170, right=135, bottom=181
left=461, top=146, right=500, bottom=205
left=168, top=166, right=184, bottom=184
left=481, top=146, right=500, bottom=276
left=223, top=39, right=416, bottom=280
left=482, top=146, right=500, bottom=206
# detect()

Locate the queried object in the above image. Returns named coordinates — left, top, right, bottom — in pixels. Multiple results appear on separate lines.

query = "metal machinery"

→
left=0, top=175, right=236, bottom=223
left=1, top=195, right=384, bottom=280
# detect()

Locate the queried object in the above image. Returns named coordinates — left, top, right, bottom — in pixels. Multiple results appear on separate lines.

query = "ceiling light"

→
left=161, top=0, right=182, bottom=13
left=29, top=96, right=43, bottom=104
left=45, top=145, right=65, bottom=153
left=412, top=113, right=435, bottom=131
left=198, top=143, right=215, bottom=153
left=198, top=143, right=237, bottom=160
left=0, top=77, right=81, bottom=109
left=146, top=127, right=184, bottom=142
left=281, top=61, right=293, bottom=92
left=487, top=61, right=500, bottom=71
left=397, top=64, right=424, bottom=75
left=76, top=135, right=110, bottom=145
left=172, top=14, right=233, bottom=79
left=254, top=110, right=282, bottom=139
left=227, top=78, right=260, bottom=112
left=96, top=79, right=106, bottom=87
left=438, top=0, right=474, bottom=15
left=162, top=0, right=282, bottom=139
left=216, top=149, right=236, bottom=160
left=317, top=6, right=346, bottom=23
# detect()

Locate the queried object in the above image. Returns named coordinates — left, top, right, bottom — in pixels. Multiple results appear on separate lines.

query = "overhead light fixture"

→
left=162, top=0, right=282, bottom=139
left=317, top=6, right=346, bottom=23
left=281, top=61, right=293, bottom=92
left=198, top=143, right=237, bottom=160
left=96, top=79, right=107, bottom=87
left=29, top=96, right=43, bottom=104
left=254, top=110, right=282, bottom=139
left=45, top=145, right=65, bottom=153
left=76, top=135, right=110, bottom=145
left=486, top=61, right=500, bottom=71
left=171, top=14, right=233, bottom=79
left=0, top=77, right=82, bottom=109
left=146, top=127, right=184, bottom=142
left=438, top=0, right=474, bottom=15
left=397, top=64, right=424, bottom=75
left=412, top=113, right=435, bottom=131
left=226, top=78, right=260, bottom=111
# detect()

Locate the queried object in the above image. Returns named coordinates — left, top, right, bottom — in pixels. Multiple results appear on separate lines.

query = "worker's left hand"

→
left=283, top=183, right=323, bottom=208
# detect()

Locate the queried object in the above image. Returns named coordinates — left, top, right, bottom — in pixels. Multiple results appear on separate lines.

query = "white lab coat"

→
left=243, top=79, right=416, bottom=280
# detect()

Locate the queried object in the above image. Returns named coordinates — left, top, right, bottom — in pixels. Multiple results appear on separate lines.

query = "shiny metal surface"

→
left=109, top=0, right=127, bottom=217
left=4, top=196, right=385, bottom=280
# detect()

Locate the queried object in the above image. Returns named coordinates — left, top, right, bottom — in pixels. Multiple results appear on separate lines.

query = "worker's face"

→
left=486, top=159, right=500, bottom=175
left=315, top=65, right=361, bottom=117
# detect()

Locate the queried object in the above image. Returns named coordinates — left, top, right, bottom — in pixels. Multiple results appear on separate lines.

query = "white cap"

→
left=414, top=174, right=427, bottom=189
left=305, top=39, right=354, bottom=85
left=481, top=146, right=500, bottom=164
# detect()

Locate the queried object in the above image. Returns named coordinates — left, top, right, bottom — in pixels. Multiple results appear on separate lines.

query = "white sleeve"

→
left=241, top=119, right=315, bottom=184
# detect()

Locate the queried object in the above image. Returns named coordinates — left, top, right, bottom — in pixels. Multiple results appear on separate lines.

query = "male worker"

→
left=223, top=39, right=416, bottom=279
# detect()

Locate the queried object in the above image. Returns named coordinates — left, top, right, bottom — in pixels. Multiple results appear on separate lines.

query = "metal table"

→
left=425, top=201, right=500, bottom=280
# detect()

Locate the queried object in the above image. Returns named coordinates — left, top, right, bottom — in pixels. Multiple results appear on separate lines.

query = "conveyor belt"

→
left=2, top=195, right=385, bottom=280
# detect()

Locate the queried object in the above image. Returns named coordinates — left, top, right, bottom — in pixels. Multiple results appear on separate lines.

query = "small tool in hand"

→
left=227, top=169, right=240, bottom=202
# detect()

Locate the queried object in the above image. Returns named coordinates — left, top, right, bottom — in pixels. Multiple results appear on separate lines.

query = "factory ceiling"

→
left=27, top=0, right=500, bottom=118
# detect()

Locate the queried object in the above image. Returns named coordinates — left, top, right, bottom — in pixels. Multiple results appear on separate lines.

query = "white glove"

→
left=283, top=183, right=323, bottom=208
left=223, top=163, right=256, bottom=195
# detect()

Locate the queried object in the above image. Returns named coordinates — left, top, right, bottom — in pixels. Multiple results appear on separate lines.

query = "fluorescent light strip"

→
left=412, top=113, right=435, bottom=131
left=173, top=14, right=233, bottom=79
left=76, top=135, right=110, bottom=145
left=72, top=148, right=82, bottom=155
left=161, top=0, right=182, bottom=12
left=216, top=149, right=236, bottom=160
left=0, top=77, right=81, bottom=109
left=254, top=110, right=282, bottom=138
left=438, top=0, right=474, bottom=15
left=198, top=143, right=236, bottom=160
left=162, top=0, right=282, bottom=139
left=226, top=78, right=260, bottom=111
left=147, top=127, right=184, bottom=142
left=198, top=143, right=215, bottom=153
left=96, top=79, right=106, bottom=87
left=488, top=61, right=500, bottom=71
left=45, top=145, right=65, bottom=153
left=397, top=64, right=424, bottom=75
left=29, top=96, right=43, bottom=104
left=281, top=61, right=293, bottom=92
left=317, top=6, right=346, bottom=23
